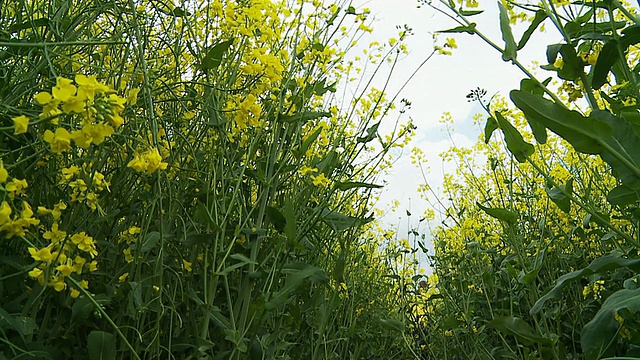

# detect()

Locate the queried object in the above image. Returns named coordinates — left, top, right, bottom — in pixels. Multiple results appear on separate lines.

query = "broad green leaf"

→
left=278, top=111, right=331, bottom=124
left=565, top=21, right=626, bottom=39
left=607, top=184, right=640, bottom=206
left=531, top=251, right=640, bottom=315
left=494, top=111, right=534, bottom=162
left=321, top=209, right=374, bottom=231
left=71, top=296, right=94, bottom=324
left=334, top=181, right=383, bottom=190
left=597, top=111, right=640, bottom=187
left=357, top=122, right=380, bottom=144
left=518, top=10, right=547, bottom=50
left=545, top=43, right=583, bottom=81
left=10, top=315, right=36, bottom=337
left=266, top=264, right=328, bottom=309
left=265, top=206, right=286, bottom=232
left=510, top=90, right=612, bottom=154
left=140, top=231, right=159, bottom=252
left=581, top=288, right=640, bottom=359
left=521, top=249, right=546, bottom=285
left=223, top=329, right=249, bottom=353
left=518, top=78, right=550, bottom=143
left=484, top=116, right=498, bottom=144
left=439, top=23, right=477, bottom=34
left=346, top=6, right=356, bottom=15
left=378, top=318, right=405, bottom=333
left=87, top=331, right=116, bottom=360
left=592, top=39, right=620, bottom=89
left=498, top=1, right=517, bottom=61
left=545, top=178, right=572, bottom=213
left=488, top=317, right=552, bottom=345
left=477, top=202, right=519, bottom=224
left=201, top=40, right=233, bottom=70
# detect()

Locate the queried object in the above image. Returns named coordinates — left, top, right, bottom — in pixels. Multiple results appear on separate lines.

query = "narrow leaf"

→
left=278, top=111, right=331, bottom=124
left=484, top=116, right=498, bottom=143
left=498, top=1, right=517, bottom=61
left=494, top=111, right=534, bottom=162
left=592, top=39, right=620, bottom=89
left=477, top=202, right=519, bottom=224
left=334, top=181, right=383, bottom=190
left=518, top=10, right=547, bottom=50
left=489, top=317, right=552, bottom=345
left=439, top=23, right=477, bottom=34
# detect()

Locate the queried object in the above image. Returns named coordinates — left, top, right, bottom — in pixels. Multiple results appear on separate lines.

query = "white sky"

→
left=347, top=0, right=554, bottom=259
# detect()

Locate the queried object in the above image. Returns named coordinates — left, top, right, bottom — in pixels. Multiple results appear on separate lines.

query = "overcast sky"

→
left=346, top=0, right=553, bottom=258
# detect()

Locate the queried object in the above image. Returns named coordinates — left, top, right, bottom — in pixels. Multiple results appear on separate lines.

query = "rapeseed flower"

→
left=43, top=128, right=73, bottom=153
left=12, top=115, right=29, bottom=134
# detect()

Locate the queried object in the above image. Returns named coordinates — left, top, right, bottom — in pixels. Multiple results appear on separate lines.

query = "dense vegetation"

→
left=3, top=0, right=640, bottom=359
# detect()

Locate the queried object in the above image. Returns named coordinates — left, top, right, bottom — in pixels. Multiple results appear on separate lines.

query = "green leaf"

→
left=518, top=10, right=547, bottom=50
left=321, top=209, right=374, bottom=231
left=223, top=329, right=249, bottom=353
left=140, top=231, right=160, bottom=253
left=378, top=318, right=405, bottom=333
left=265, top=206, right=286, bottom=232
left=459, top=9, right=484, bottom=16
left=218, top=254, right=258, bottom=276
left=494, top=111, right=534, bottom=162
left=346, top=6, right=356, bottom=15
left=477, top=202, right=519, bottom=224
left=510, top=90, right=613, bottom=154
left=484, top=116, right=498, bottom=144
left=278, top=111, right=331, bottom=124
left=10, top=315, right=36, bottom=337
left=582, top=288, right=640, bottom=359
left=488, top=317, right=552, bottom=345
left=439, top=23, right=477, bottom=34
left=296, top=126, right=323, bottom=158
left=607, top=184, right=640, bottom=206
left=283, top=201, right=297, bottom=243
left=592, top=38, right=620, bottom=89
left=266, top=264, right=328, bottom=310
left=357, top=122, right=380, bottom=144
left=87, top=331, right=116, bottom=360
left=545, top=178, right=572, bottom=213
left=521, top=249, right=546, bottom=285
left=545, top=43, right=584, bottom=81
left=597, top=111, right=640, bottom=187
left=531, top=251, right=640, bottom=315
left=201, top=40, right=233, bottom=70
left=565, top=20, right=626, bottom=39
left=71, top=296, right=94, bottom=324
left=498, top=2, right=517, bottom=61
left=518, top=78, right=550, bottom=143
left=334, top=181, right=383, bottom=190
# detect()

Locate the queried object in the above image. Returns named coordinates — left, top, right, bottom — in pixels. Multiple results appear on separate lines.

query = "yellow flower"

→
left=118, top=272, right=129, bottom=283
left=0, top=201, right=11, bottom=224
left=56, top=262, right=73, bottom=277
left=43, top=223, right=66, bottom=244
left=52, top=77, right=77, bottom=102
left=126, top=88, right=140, bottom=105
left=50, top=276, right=66, bottom=292
left=70, top=288, right=81, bottom=298
left=79, top=280, right=89, bottom=289
left=299, top=166, right=318, bottom=176
left=75, top=74, right=109, bottom=102
left=29, top=245, right=55, bottom=262
left=28, top=267, right=43, bottom=279
left=127, top=148, right=168, bottom=174
left=183, top=259, right=192, bottom=272
left=311, top=173, right=330, bottom=187
left=35, top=91, right=53, bottom=105
left=445, top=38, right=457, bottom=49
left=12, top=115, right=29, bottom=134
left=6, top=179, right=28, bottom=198
left=43, top=128, right=73, bottom=153
left=0, top=162, right=7, bottom=183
